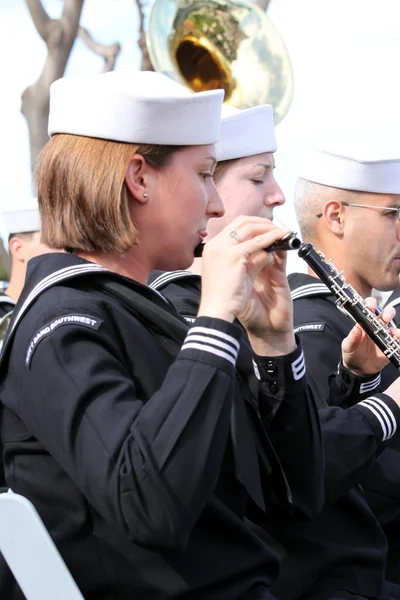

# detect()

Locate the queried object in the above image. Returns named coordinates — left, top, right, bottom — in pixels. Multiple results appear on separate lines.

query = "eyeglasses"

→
left=316, top=202, right=400, bottom=220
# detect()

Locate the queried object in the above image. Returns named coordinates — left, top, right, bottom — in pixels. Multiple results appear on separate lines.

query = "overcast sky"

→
left=1, top=0, right=400, bottom=272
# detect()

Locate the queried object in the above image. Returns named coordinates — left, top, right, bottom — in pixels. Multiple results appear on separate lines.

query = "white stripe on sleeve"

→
left=181, top=326, right=239, bottom=366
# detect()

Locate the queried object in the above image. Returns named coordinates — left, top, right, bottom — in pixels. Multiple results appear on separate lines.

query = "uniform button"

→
left=342, top=372, right=351, bottom=384
left=266, top=361, right=278, bottom=376
left=268, top=381, right=280, bottom=394
left=340, top=383, right=348, bottom=393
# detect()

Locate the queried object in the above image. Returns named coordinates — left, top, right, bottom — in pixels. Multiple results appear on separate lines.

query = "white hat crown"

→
left=48, top=70, right=224, bottom=146
left=216, top=104, right=277, bottom=162
left=2, top=199, right=40, bottom=235
left=298, top=143, right=400, bottom=195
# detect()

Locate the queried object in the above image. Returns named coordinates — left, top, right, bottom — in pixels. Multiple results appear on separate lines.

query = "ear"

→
left=8, top=236, right=25, bottom=263
left=125, top=154, right=152, bottom=204
left=321, top=200, right=345, bottom=236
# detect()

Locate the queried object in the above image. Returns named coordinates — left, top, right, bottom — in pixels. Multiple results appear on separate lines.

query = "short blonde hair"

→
left=35, top=134, right=181, bottom=253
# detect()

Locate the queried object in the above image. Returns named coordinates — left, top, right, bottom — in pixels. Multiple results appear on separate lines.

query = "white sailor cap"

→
left=216, top=104, right=277, bottom=162
left=2, top=200, right=40, bottom=235
left=48, top=70, right=224, bottom=146
left=297, top=142, right=400, bottom=195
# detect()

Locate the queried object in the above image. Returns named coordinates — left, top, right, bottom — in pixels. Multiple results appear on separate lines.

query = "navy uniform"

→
left=150, top=269, right=400, bottom=599
left=149, top=271, right=400, bottom=600
left=288, top=271, right=400, bottom=593
left=0, top=253, right=326, bottom=599
left=0, top=198, right=41, bottom=326
left=385, top=287, right=400, bottom=327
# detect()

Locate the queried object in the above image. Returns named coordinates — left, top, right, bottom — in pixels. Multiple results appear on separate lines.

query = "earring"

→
left=143, top=192, right=148, bottom=199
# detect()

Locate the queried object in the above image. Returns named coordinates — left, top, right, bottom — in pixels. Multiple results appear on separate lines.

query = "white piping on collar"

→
left=4, top=264, right=107, bottom=349
left=149, top=270, right=196, bottom=290
left=291, top=282, right=331, bottom=301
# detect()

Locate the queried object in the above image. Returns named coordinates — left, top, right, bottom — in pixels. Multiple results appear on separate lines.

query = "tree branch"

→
left=78, top=27, right=121, bottom=72
left=62, top=0, right=85, bottom=19
left=22, top=0, right=86, bottom=172
left=254, top=0, right=271, bottom=10
left=133, top=0, right=145, bottom=32
left=133, top=0, right=154, bottom=70
left=25, top=0, right=51, bottom=41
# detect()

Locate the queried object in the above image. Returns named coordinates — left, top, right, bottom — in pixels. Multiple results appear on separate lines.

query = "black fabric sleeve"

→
left=12, top=309, right=242, bottom=551
left=329, top=361, right=382, bottom=408
left=319, top=393, right=400, bottom=504
left=253, top=343, right=324, bottom=519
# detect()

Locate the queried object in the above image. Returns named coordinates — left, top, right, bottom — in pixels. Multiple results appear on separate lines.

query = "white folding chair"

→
left=0, top=492, right=84, bottom=599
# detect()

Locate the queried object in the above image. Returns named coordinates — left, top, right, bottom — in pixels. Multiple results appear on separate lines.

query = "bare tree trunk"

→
left=133, top=0, right=154, bottom=70
left=22, top=0, right=121, bottom=174
left=22, top=0, right=85, bottom=173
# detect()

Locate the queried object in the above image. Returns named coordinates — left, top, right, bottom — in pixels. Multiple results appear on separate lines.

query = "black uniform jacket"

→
left=148, top=270, right=328, bottom=520
left=0, top=254, right=324, bottom=600
left=150, top=270, right=400, bottom=600
left=285, top=271, right=400, bottom=592
left=386, top=287, right=400, bottom=327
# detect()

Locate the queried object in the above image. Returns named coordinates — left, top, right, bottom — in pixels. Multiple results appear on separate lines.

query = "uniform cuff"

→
left=179, top=316, right=241, bottom=373
left=252, top=339, right=307, bottom=400
left=354, top=393, right=399, bottom=442
left=333, top=361, right=381, bottom=405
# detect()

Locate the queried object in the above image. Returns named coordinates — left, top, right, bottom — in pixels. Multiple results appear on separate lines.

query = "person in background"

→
left=150, top=112, right=400, bottom=600
left=0, top=200, right=47, bottom=317
left=286, top=141, right=400, bottom=591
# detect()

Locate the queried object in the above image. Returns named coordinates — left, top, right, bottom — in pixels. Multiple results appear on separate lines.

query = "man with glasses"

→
left=292, top=143, right=400, bottom=400
left=274, top=141, right=400, bottom=596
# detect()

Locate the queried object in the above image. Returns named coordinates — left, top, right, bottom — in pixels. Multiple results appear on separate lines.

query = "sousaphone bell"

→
left=146, top=0, right=294, bottom=123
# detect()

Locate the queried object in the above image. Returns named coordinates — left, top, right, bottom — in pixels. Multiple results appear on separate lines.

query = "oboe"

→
left=298, top=242, right=400, bottom=371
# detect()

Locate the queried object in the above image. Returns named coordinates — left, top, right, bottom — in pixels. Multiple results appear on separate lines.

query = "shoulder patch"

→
left=294, top=322, right=326, bottom=335
left=26, top=314, right=102, bottom=368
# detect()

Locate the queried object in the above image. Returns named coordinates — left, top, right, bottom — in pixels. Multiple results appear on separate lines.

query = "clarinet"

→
left=298, top=242, right=400, bottom=371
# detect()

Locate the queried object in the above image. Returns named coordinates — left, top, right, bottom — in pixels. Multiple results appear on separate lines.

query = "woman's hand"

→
left=342, top=297, right=399, bottom=375
left=198, top=216, right=296, bottom=355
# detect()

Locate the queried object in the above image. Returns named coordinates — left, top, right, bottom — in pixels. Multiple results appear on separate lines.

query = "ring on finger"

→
left=229, top=230, right=241, bottom=242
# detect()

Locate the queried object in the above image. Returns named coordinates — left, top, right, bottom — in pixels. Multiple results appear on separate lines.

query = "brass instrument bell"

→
left=146, top=0, right=294, bottom=124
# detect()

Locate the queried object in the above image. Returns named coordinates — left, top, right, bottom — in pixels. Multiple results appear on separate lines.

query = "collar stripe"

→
left=149, top=271, right=195, bottom=290
left=291, top=282, right=331, bottom=300
left=5, top=264, right=107, bottom=344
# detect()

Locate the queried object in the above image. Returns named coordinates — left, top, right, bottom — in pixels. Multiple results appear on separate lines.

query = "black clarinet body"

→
left=298, top=242, right=400, bottom=371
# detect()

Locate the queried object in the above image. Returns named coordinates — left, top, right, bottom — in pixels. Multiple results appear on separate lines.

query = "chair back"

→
left=0, top=492, right=84, bottom=599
